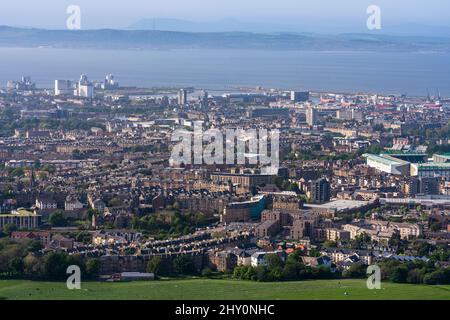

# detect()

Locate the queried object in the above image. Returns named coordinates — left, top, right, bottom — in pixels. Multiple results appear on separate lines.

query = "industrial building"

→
left=363, top=154, right=410, bottom=175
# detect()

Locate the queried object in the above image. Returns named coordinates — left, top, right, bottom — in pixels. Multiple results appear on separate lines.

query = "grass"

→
left=0, top=279, right=449, bottom=300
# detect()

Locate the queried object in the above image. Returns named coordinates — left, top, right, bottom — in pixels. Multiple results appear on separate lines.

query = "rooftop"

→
left=305, top=200, right=370, bottom=212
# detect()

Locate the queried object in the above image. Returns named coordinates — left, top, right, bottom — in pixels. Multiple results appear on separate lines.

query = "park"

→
left=0, top=279, right=449, bottom=300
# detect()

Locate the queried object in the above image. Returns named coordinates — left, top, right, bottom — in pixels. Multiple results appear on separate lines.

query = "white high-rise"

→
left=178, top=89, right=187, bottom=105
left=306, top=105, right=318, bottom=126
left=54, top=80, right=73, bottom=96
left=77, top=74, right=94, bottom=98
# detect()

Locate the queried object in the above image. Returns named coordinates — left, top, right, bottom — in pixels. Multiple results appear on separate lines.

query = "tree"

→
left=201, top=267, right=213, bottom=277
left=268, top=266, right=284, bottom=281
left=406, top=268, right=425, bottom=284
left=23, top=254, right=44, bottom=279
left=265, top=253, right=284, bottom=270
left=43, top=252, right=71, bottom=280
left=423, top=268, right=450, bottom=285
left=351, top=233, right=371, bottom=249
left=85, top=258, right=100, bottom=279
left=412, top=241, right=432, bottom=257
left=9, top=167, right=24, bottom=178
left=195, top=212, right=206, bottom=226
left=147, top=256, right=163, bottom=275
left=342, top=263, right=367, bottom=278
left=9, top=257, right=24, bottom=276
left=173, top=255, right=195, bottom=275
left=233, top=266, right=246, bottom=279
left=75, top=231, right=92, bottom=244
left=390, top=265, right=409, bottom=283
left=282, top=261, right=301, bottom=280
left=49, top=211, right=68, bottom=227
left=255, top=266, right=269, bottom=282
left=430, top=222, right=441, bottom=232
left=309, top=248, right=321, bottom=257
left=244, top=266, right=257, bottom=281
left=27, top=240, right=43, bottom=253
left=3, top=223, right=17, bottom=234
left=87, top=209, right=100, bottom=220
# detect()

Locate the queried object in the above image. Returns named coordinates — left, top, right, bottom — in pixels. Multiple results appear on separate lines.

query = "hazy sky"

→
left=0, top=0, right=449, bottom=30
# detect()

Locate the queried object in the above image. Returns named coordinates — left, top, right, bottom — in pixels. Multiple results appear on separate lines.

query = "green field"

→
left=0, top=279, right=449, bottom=300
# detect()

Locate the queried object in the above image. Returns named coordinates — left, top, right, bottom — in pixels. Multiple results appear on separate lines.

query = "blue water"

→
left=0, top=47, right=449, bottom=96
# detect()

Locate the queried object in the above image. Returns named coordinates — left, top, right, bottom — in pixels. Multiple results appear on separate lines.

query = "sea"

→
left=0, top=47, right=449, bottom=96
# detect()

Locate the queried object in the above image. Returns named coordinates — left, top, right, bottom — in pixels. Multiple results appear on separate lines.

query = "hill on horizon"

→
left=0, top=25, right=449, bottom=52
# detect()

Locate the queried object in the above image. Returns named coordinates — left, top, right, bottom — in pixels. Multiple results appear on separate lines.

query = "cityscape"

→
left=0, top=73, right=449, bottom=296
left=0, top=1, right=449, bottom=312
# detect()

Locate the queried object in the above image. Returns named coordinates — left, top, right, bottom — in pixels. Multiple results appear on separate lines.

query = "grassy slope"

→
left=0, top=279, right=449, bottom=300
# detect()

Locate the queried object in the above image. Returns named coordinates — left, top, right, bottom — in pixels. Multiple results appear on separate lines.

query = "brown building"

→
left=325, top=228, right=351, bottom=242
left=211, top=173, right=274, bottom=190
left=272, top=195, right=303, bottom=211
left=11, top=231, right=51, bottom=245
left=255, top=220, right=281, bottom=238
left=208, top=251, right=238, bottom=272
left=291, top=218, right=316, bottom=240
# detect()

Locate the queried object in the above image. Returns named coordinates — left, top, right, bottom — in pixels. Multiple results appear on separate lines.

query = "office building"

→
left=407, top=177, right=439, bottom=195
left=200, top=90, right=208, bottom=108
left=54, top=80, right=73, bottom=96
left=178, top=89, right=187, bottom=105
left=290, top=91, right=310, bottom=102
left=310, top=178, right=331, bottom=204
left=337, top=109, right=364, bottom=122
left=306, top=105, right=318, bottom=126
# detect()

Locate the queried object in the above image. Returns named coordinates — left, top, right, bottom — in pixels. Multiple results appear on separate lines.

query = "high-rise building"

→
left=407, top=177, right=439, bottom=195
left=178, top=89, right=187, bottom=105
left=7, top=76, right=35, bottom=91
left=77, top=74, right=94, bottom=99
left=310, top=178, right=331, bottom=204
left=102, top=74, right=119, bottom=90
left=290, top=91, right=310, bottom=102
left=337, top=108, right=364, bottom=122
left=306, top=105, right=318, bottom=126
left=200, top=90, right=208, bottom=108
left=54, top=80, right=73, bottom=96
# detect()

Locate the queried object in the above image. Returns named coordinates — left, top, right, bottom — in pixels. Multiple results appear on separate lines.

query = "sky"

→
left=0, top=0, right=449, bottom=31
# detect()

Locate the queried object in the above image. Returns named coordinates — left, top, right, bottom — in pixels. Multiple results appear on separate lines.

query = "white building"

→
left=55, top=80, right=73, bottom=96
left=363, top=154, right=410, bottom=175
left=77, top=74, right=95, bottom=98
left=102, top=74, right=119, bottom=90
left=306, top=105, right=318, bottom=126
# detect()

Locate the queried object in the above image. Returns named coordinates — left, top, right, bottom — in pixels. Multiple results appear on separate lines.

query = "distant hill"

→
left=381, top=23, right=450, bottom=38
left=0, top=26, right=449, bottom=51
left=128, top=18, right=299, bottom=33
left=129, top=18, right=450, bottom=38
